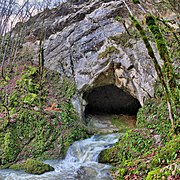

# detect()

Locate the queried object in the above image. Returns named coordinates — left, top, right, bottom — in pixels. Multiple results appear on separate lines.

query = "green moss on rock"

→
left=98, top=46, right=120, bottom=59
left=10, top=158, right=54, bottom=174
left=0, top=64, right=90, bottom=168
left=9, top=163, right=24, bottom=171
left=2, top=130, right=20, bottom=165
left=99, top=146, right=119, bottom=165
left=109, top=33, right=133, bottom=47
left=132, top=0, right=140, bottom=4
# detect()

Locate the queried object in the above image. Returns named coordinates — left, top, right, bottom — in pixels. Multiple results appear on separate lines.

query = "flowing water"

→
left=0, top=133, right=120, bottom=180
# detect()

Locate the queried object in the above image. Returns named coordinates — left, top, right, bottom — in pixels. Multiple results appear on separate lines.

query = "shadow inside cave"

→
left=83, top=85, right=141, bottom=116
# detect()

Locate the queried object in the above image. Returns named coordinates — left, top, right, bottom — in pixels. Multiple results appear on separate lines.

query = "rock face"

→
left=19, top=0, right=159, bottom=118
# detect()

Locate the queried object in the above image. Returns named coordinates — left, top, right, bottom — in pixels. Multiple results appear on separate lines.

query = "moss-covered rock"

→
left=100, top=98, right=180, bottom=179
left=1, top=130, right=20, bottom=165
left=99, top=129, right=155, bottom=165
left=10, top=158, right=54, bottom=174
left=99, top=146, right=119, bottom=165
left=109, top=33, right=133, bottom=47
left=0, top=64, right=90, bottom=168
left=98, top=46, right=120, bottom=59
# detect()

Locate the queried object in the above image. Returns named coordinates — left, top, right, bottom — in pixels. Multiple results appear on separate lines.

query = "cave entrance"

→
left=83, top=85, right=141, bottom=116
left=83, top=85, right=141, bottom=133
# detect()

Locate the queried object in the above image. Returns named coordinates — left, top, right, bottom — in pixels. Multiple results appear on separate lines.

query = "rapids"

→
left=0, top=133, right=120, bottom=180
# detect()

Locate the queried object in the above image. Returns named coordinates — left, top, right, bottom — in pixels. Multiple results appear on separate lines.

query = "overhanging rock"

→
left=18, top=0, right=159, bottom=119
left=83, top=85, right=141, bottom=115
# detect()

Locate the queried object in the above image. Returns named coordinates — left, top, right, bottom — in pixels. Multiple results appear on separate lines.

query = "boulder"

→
left=10, top=158, right=54, bottom=175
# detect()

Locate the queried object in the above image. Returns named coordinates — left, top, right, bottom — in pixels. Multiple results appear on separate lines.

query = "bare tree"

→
left=0, top=0, right=65, bottom=79
left=0, top=0, right=35, bottom=77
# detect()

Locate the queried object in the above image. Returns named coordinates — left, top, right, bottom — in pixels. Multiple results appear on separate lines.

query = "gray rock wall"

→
left=20, top=0, right=159, bottom=118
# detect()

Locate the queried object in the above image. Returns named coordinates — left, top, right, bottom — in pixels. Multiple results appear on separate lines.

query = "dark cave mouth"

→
left=83, top=85, right=141, bottom=116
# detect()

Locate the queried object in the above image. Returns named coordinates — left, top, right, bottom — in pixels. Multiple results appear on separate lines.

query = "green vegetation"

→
left=99, top=9, right=179, bottom=178
left=0, top=62, right=90, bottom=170
left=132, top=0, right=140, bottom=4
left=130, top=14, right=178, bottom=132
left=146, top=15, right=176, bottom=87
left=111, top=115, right=136, bottom=132
left=146, top=162, right=180, bottom=180
left=98, top=46, right=120, bottom=59
left=151, top=135, right=180, bottom=167
left=99, top=93, right=180, bottom=179
left=10, top=158, right=54, bottom=174
left=109, top=33, right=134, bottom=48
left=137, top=98, right=172, bottom=144
left=99, top=129, right=156, bottom=165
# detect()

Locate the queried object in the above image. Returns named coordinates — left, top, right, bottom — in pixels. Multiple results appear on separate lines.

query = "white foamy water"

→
left=0, top=133, right=120, bottom=180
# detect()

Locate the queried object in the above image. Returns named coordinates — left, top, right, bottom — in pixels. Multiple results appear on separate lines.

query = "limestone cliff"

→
left=15, top=0, right=179, bottom=117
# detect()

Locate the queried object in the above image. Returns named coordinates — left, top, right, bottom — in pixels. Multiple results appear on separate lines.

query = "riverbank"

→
left=0, top=62, right=91, bottom=169
left=99, top=95, right=180, bottom=179
left=0, top=133, right=120, bottom=179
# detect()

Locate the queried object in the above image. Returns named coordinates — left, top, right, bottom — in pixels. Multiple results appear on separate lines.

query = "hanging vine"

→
left=146, top=15, right=176, bottom=88
left=122, top=1, right=179, bottom=132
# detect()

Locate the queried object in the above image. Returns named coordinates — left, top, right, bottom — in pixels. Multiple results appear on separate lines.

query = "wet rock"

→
left=10, top=159, right=54, bottom=175
left=75, top=165, right=113, bottom=180
left=86, top=114, right=136, bottom=133
left=76, top=166, right=98, bottom=179
left=86, top=114, right=119, bottom=133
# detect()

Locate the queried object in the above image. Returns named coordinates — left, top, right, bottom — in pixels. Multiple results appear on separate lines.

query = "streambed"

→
left=0, top=133, right=120, bottom=180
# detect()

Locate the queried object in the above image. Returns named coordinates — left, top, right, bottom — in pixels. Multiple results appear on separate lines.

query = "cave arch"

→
left=83, top=85, right=141, bottom=116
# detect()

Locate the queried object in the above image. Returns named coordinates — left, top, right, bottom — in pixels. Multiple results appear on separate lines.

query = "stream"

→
left=0, top=133, right=120, bottom=180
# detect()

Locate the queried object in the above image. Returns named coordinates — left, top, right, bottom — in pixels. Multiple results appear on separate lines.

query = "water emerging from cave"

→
left=83, top=85, right=141, bottom=133
left=0, top=134, right=120, bottom=180
left=0, top=85, right=140, bottom=179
